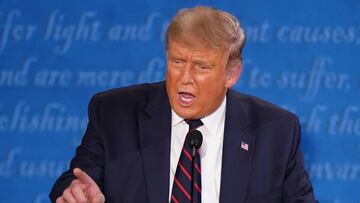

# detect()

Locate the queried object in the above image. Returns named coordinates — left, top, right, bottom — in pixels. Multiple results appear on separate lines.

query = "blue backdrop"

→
left=0, top=0, right=359, bottom=202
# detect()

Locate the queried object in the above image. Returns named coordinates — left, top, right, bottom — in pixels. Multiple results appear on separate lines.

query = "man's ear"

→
left=225, top=63, right=242, bottom=88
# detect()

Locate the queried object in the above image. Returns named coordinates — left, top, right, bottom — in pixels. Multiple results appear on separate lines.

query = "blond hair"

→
left=165, top=6, right=246, bottom=68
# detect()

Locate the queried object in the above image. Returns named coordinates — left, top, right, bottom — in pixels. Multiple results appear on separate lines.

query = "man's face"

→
left=166, top=41, right=240, bottom=119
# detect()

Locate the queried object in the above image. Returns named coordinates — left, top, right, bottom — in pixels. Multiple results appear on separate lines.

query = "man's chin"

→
left=173, top=107, right=195, bottom=119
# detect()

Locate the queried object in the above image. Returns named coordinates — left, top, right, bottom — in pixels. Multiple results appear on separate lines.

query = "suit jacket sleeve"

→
left=282, top=118, right=316, bottom=202
left=49, top=94, right=105, bottom=202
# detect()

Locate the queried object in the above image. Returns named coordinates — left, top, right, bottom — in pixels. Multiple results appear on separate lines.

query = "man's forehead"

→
left=168, top=41, right=226, bottom=57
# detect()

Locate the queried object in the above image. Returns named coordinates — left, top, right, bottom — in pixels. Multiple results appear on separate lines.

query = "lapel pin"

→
left=241, top=141, right=249, bottom=151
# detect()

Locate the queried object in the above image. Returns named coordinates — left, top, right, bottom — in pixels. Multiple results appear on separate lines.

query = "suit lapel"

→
left=137, top=85, right=256, bottom=202
left=219, top=90, right=256, bottom=203
left=138, top=82, right=172, bottom=203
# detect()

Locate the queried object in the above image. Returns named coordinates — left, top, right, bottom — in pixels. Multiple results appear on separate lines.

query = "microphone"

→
left=186, top=130, right=203, bottom=203
left=187, top=130, right=203, bottom=152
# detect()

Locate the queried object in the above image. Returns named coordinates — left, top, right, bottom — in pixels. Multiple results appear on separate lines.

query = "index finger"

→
left=73, top=168, right=96, bottom=185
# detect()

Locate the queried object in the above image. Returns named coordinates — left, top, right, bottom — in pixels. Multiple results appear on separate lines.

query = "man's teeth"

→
left=180, top=96, right=193, bottom=102
left=179, top=93, right=194, bottom=102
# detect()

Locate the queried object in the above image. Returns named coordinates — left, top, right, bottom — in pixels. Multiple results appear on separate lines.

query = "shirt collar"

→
left=201, top=96, right=226, bottom=138
left=171, top=109, right=184, bottom=127
left=171, top=96, right=227, bottom=138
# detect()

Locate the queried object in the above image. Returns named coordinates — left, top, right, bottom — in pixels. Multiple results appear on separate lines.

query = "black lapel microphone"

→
left=186, top=130, right=203, bottom=203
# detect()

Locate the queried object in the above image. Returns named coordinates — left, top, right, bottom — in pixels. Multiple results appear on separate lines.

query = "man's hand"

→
left=56, top=168, right=105, bottom=203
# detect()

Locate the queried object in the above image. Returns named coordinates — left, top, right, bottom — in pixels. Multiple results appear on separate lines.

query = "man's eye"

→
left=172, top=59, right=183, bottom=64
left=197, top=65, right=209, bottom=70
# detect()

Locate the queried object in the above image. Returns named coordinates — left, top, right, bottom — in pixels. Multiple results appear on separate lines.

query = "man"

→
left=50, top=6, right=316, bottom=203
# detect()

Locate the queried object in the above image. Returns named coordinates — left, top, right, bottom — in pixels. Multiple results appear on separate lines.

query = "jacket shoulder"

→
left=228, top=90, right=299, bottom=128
left=91, top=81, right=164, bottom=107
left=97, top=82, right=163, bottom=101
left=87, top=82, right=166, bottom=121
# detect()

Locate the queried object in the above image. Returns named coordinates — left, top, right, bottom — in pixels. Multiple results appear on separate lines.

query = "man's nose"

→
left=180, top=65, right=195, bottom=84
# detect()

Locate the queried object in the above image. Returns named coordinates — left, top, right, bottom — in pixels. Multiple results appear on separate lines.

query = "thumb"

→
left=73, top=168, right=96, bottom=185
left=73, top=168, right=103, bottom=199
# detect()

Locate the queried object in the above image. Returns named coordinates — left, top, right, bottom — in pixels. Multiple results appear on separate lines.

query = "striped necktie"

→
left=171, top=119, right=203, bottom=203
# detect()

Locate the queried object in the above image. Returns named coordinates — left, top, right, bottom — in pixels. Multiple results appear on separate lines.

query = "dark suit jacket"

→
left=50, top=81, right=316, bottom=203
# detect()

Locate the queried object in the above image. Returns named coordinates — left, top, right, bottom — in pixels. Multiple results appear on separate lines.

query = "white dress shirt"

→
left=169, top=97, right=226, bottom=203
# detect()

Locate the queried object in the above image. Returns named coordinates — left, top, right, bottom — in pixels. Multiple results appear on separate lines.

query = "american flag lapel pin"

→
left=241, top=141, right=249, bottom=151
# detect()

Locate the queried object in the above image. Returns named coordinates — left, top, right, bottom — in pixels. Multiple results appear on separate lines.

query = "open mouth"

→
left=177, top=92, right=196, bottom=107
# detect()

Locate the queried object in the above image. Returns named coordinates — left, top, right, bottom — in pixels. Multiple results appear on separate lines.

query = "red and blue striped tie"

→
left=171, top=119, right=203, bottom=203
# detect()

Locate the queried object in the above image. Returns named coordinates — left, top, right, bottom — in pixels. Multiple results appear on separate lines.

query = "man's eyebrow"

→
left=193, top=59, right=214, bottom=67
left=169, top=51, right=184, bottom=58
left=170, top=55, right=185, bottom=61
